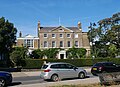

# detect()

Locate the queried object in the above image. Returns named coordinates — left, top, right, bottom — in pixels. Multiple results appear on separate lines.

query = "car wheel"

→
left=51, top=74, right=60, bottom=82
left=0, top=78, right=6, bottom=87
left=78, top=72, right=85, bottom=79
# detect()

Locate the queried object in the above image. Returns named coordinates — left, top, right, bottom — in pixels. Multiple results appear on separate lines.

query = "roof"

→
left=17, top=34, right=39, bottom=39
left=39, top=26, right=81, bottom=32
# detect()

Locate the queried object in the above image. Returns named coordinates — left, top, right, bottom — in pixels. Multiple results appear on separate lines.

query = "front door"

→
left=60, top=54, right=64, bottom=59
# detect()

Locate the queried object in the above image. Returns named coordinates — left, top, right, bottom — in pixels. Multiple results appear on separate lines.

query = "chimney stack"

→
left=78, top=21, right=82, bottom=30
left=38, top=21, right=40, bottom=29
left=38, top=21, right=40, bottom=37
left=19, top=31, right=22, bottom=37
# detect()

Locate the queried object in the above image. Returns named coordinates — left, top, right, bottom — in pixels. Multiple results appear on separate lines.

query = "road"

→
left=13, top=73, right=93, bottom=85
left=10, top=75, right=99, bottom=87
left=13, top=76, right=44, bottom=85
left=9, top=69, right=98, bottom=87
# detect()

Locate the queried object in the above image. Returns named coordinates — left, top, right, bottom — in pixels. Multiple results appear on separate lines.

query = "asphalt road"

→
left=13, top=76, right=44, bottom=84
left=9, top=71, right=95, bottom=87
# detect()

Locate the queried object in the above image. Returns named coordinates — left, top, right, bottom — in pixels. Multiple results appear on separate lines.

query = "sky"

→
left=0, top=0, right=120, bottom=37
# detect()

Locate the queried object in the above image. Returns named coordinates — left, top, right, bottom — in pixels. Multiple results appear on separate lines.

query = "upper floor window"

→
left=74, top=34, right=78, bottom=38
left=52, top=41, right=56, bottom=47
left=60, top=41, right=63, bottom=47
left=75, top=41, right=79, bottom=47
left=44, top=34, right=48, bottom=38
left=67, top=34, right=71, bottom=38
left=67, top=41, right=71, bottom=47
left=60, top=34, right=63, bottom=38
left=52, top=34, right=56, bottom=38
left=44, top=41, right=48, bottom=47
left=24, top=39, right=33, bottom=48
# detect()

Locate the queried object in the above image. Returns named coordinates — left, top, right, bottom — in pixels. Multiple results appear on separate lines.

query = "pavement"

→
left=11, top=71, right=41, bottom=78
left=10, top=67, right=101, bottom=87
left=12, top=77, right=100, bottom=87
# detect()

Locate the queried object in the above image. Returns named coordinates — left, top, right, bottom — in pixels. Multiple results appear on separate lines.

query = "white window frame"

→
left=67, top=34, right=71, bottom=38
left=24, top=39, right=34, bottom=48
left=44, top=41, right=48, bottom=47
left=75, top=41, right=79, bottom=47
left=67, top=41, right=71, bottom=47
left=60, top=41, right=64, bottom=47
left=59, top=34, right=63, bottom=38
left=52, top=41, right=56, bottom=47
left=52, top=34, right=56, bottom=38
left=44, top=33, right=48, bottom=38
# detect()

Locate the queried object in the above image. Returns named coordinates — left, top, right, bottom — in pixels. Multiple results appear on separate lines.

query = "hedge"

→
left=22, top=58, right=120, bottom=69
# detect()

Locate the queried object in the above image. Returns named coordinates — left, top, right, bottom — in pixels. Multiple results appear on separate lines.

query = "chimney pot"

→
left=19, top=31, right=22, bottom=37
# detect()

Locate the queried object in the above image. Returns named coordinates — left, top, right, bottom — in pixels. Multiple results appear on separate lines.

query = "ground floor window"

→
left=24, top=39, right=33, bottom=47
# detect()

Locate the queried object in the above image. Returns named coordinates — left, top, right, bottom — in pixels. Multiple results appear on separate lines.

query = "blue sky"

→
left=0, top=0, right=120, bottom=36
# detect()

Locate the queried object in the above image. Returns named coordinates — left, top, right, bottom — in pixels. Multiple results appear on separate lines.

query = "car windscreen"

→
left=41, top=65, right=48, bottom=69
left=93, top=63, right=103, bottom=66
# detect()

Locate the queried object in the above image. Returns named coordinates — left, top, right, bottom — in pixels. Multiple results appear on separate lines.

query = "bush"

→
left=22, top=59, right=44, bottom=69
left=22, top=58, right=120, bottom=69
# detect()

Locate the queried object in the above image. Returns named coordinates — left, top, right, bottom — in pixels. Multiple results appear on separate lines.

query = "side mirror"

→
left=74, top=67, right=78, bottom=70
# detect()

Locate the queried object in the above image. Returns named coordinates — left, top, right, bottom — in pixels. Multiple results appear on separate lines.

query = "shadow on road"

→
left=8, top=82, right=22, bottom=86
left=44, top=76, right=91, bottom=82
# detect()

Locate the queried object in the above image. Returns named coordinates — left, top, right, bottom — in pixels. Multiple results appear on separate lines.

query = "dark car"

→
left=91, top=62, right=120, bottom=76
left=0, top=71, right=12, bottom=87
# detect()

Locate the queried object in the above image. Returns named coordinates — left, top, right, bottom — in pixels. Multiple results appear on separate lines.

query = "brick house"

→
left=17, top=33, right=39, bottom=54
left=17, top=21, right=90, bottom=59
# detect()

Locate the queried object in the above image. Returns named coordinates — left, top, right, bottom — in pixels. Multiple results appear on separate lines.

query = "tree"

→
left=10, top=47, right=27, bottom=67
left=108, top=44, right=117, bottom=58
left=43, top=48, right=59, bottom=59
left=0, top=17, right=17, bottom=67
left=87, top=12, right=120, bottom=57
left=66, top=47, right=87, bottom=59
left=31, top=49, right=44, bottom=59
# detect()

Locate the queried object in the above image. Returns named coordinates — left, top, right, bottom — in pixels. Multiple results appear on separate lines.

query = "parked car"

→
left=91, top=62, right=120, bottom=76
left=0, top=71, right=12, bottom=87
left=40, top=62, right=87, bottom=81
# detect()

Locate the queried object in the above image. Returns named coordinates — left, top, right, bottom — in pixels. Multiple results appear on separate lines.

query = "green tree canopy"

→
left=31, top=49, right=44, bottom=59
left=88, top=12, right=120, bottom=57
left=43, top=48, right=60, bottom=59
left=66, top=47, right=87, bottom=59
left=10, top=47, right=27, bottom=67
left=0, top=17, right=17, bottom=67
left=31, top=48, right=60, bottom=59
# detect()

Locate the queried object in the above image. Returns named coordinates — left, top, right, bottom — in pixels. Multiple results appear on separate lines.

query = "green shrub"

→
left=22, top=59, right=44, bottom=69
left=22, top=58, right=120, bottom=69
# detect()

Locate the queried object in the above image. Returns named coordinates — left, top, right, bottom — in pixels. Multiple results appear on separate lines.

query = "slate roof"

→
left=39, top=26, right=81, bottom=32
